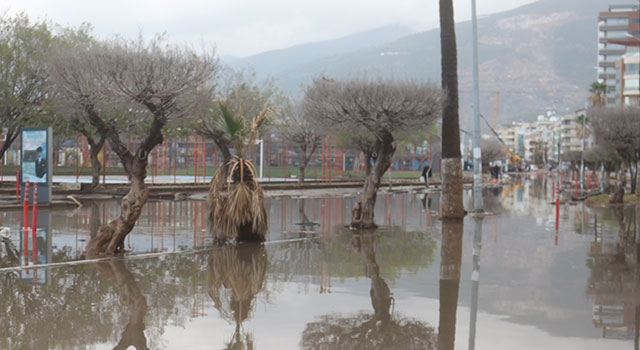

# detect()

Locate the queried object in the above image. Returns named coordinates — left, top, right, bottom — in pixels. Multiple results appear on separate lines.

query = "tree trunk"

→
left=364, top=151, right=373, bottom=176
left=351, top=132, right=395, bottom=229
left=630, top=160, right=638, bottom=194
left=610, top=186, right=625, bottom=204
left=636, top=168, right=640, bottom=196
left=298, top=166, right=305, bottom=184
left=610, top=166, right=626, bottom=204
left=81, top=92, right=164, bottom=257
left=0, top=130, right=17, bottom=162
left=86, top=168, right=149, bottom=257
left=89, top=138, right=105, bottom=190
left=439, top=0, right=465, bottom=220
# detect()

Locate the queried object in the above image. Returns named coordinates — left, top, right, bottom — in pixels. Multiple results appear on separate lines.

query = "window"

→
left=625, top=63, right=640, bottom=73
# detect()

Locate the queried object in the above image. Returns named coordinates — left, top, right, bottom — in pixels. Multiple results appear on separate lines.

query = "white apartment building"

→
left=597, top=4, right=640, bottom=106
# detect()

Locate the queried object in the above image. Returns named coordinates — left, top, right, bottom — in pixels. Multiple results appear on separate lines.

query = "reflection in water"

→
left=0, top=227, right=19, bottom=267
left=3, top=179, right=638, bottom=347
left=587, top=206, right=640, bottom=345
left=295, top=198, right=320, bottom=236
left=468, top=215, right=483, bottom=350
left=439, top=219, right=463, bottom=350
left=93, top=259, right=149, bottom=350
left=0, top=252, right=204, bottom=349
left=301, top=230, right=437, bottom=349
left=89, top=202, right=102, bottom=239
left=352, top=232, right=394, bottom=323
left=207, top=244, right=267, bottom=349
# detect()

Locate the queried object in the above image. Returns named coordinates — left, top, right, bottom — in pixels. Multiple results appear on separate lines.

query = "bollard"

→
left=31, top=183, right=38, bottom=264
left=23, top=180, right=30, bottom=263
left=23, top=181, right=30, bottom=231
left=31, top=183, right=38, bottom=236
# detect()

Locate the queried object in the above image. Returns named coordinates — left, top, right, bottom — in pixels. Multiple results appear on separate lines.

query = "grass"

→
left=584, top=193, right=640, bottom=207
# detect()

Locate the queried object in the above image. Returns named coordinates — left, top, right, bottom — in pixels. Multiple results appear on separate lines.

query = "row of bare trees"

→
left=590, top=106, right=640, bottom=201
left=0, top=12, right=448, bottom=253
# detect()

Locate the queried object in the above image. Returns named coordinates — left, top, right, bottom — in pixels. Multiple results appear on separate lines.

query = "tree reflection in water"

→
left=207, top=243, right=267, bottom=350
left=301, top=231, right=437, bottom=350
left=439, top=218, right=463, bottom=350
left=92, top=259, right=149, bottom=350
left=587, top=206, right=640, bottom=347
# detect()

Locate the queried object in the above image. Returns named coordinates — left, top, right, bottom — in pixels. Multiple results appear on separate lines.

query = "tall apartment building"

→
left=597, top=4, right=640, bottom=106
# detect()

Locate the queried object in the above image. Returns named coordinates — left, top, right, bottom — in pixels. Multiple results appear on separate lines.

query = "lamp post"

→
left=471, top=0, right=483, bottom=212
left=580, top=113, right=585, bottom=192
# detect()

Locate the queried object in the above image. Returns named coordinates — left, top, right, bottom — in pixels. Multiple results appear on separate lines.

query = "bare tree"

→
left=0, top=13, right=53, bottom=161
left=480, top=138, right=505, bottom=168
left=52, top=35, right=218, bottom=256
left=304, top=77, right=442, bottom=229
left=439, top=0, right=465, bottom=219
left=591, top=106, right=640, bottom=201
left=49, top=24, right=109, bottom=189
left=276, top=98, right=322, bottom=184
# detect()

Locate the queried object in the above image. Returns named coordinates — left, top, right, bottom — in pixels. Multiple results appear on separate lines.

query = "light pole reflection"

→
left=469, top=215, right=483, bottom=350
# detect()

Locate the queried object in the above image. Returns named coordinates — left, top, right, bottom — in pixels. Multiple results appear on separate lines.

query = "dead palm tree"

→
left=207, top=102, right=273, bottom=242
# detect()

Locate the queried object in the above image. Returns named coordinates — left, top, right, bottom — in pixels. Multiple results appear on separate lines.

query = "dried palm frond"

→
left=245, top=106, right=275, bottom=152
left=250, top=187, right=267, bottom=234
left=208, top=156, right=268, bottom=242
left=208, top=162, right=230, bottom=240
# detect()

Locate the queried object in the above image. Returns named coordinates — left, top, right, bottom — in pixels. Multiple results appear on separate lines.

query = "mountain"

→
left=228, top=24, right=414, bottom=82
left=226, top=0, right=606, bottom=128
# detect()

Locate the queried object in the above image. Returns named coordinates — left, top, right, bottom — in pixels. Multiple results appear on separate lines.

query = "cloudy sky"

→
left=0, top=0, right=536, bottom=57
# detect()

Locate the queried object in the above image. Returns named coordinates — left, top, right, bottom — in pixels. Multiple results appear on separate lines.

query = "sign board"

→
left=20, top=127, right=52, bottom=203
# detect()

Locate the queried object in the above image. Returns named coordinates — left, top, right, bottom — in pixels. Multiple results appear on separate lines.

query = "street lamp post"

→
left=580, top=114, right=585, bottom=192
left=471, top=0, right=483, bottom=212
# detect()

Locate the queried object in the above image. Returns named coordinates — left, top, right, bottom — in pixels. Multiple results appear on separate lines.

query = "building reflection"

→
left=587, top=206, right=640, bottom=345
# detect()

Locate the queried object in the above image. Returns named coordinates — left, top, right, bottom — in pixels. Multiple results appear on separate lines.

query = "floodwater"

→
left=0, top=174, right=638, bottom=349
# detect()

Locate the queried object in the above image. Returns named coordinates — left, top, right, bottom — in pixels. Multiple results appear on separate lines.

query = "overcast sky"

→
left=0, top=0, right=536, bottom=57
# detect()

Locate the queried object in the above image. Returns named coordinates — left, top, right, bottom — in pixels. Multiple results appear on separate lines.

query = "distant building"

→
left=597, top=4, right=640, bottom=106
left=611, top=38, right=640, bottom=106
left=495, top=116, right=561, bottom=165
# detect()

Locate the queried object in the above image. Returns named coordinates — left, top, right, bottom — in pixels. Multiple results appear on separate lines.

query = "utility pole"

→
left=471, top=0, right=483, bottom=212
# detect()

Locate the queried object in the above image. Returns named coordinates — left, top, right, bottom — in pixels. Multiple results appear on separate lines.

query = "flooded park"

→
left=0, top=174, right=638, bottom=350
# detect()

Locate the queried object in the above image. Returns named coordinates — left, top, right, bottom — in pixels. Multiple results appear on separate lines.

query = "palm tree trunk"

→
left=439, top=0, right=465, bottom=219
